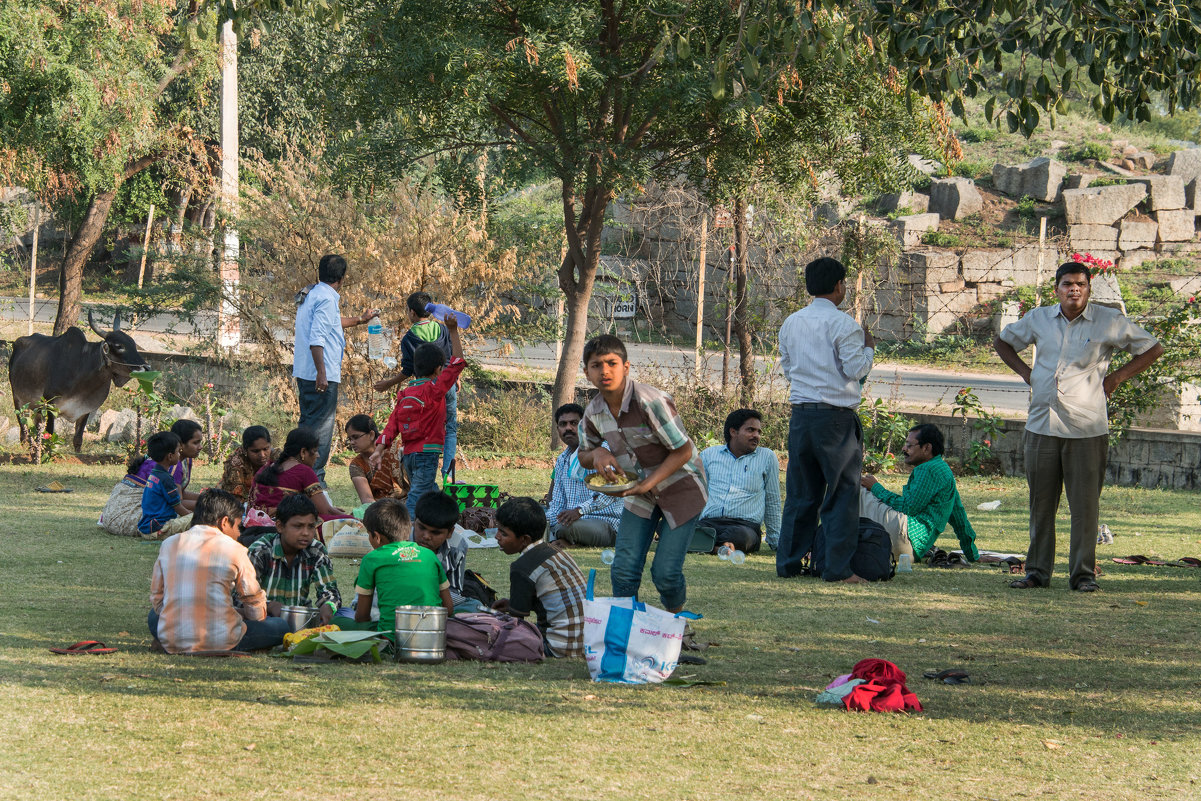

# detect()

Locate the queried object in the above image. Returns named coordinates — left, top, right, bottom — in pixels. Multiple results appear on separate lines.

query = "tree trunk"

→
left=52, top=155, right=158, bottom=335
left=53, top=189, right=118, bottom=336
left=732, top=197, right=754, bottom=406
left=551, top=184, right=610, bottom=426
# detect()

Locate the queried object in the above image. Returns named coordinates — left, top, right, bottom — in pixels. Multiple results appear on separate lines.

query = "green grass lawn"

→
left=2, top=460, right=1200, bottom=800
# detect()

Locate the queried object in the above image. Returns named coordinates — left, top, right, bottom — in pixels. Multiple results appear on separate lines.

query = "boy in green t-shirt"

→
left=351, top=498, right=453, bottom=635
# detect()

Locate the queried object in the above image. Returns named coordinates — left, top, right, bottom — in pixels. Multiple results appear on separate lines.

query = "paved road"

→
left=0, top=296, right=1031, bottom=414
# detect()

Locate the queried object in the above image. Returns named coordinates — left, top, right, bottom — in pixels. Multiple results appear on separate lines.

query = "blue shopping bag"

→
left=582, top=570, right=699, bottom=684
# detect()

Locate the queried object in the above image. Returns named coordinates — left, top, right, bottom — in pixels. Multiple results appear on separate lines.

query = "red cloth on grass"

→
left=843, top=658, right=922, bottom=713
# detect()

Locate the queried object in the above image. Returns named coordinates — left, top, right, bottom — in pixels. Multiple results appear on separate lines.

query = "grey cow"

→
left=8, top=311, right=150, bottom=451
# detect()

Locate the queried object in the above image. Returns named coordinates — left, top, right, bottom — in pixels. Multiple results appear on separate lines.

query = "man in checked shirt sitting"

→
left=697, top=409, right=782, bottom=554
left=544, top=403, right=622, bottom=547
left=859, top=423, right=979, bottom=563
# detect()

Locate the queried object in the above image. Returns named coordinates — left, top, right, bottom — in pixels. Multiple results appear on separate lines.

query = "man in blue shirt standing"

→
left=292, top=254, right=375, bottom=483
left=697, top=409, right=781, bottom=554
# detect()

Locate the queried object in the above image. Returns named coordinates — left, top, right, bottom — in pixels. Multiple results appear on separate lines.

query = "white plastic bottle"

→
left=367, top=315, right=384, bottom=360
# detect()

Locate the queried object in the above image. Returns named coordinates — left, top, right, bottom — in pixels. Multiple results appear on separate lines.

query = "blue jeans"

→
left=443, top=385, right=458, bottom=478
left=296, top=377, right=339, bottom=483
left=404, top=451, right=441, bottom=519
left=611, top=507, right=696, bottom=611
left=147, top=609, right=290, bottom=652
left=776, top=405, right=862, bottom=581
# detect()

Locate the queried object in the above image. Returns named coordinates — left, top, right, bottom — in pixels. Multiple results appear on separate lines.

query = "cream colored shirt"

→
left=1000, top=303, right=1158, bottom=438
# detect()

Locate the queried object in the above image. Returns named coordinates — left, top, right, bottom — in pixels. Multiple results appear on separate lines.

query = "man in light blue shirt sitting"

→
left=292, top=254, right=375, bottom=482
left=696, top=409, right=782, bottom=554
left=543, top=403, right=621, bottom=547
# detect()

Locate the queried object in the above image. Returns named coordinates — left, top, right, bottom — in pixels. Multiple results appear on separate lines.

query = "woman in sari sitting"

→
left=345, top=414, right=409, bottom=505
left=99, top=419, right=205, bottom=537
left=250, top=427, right=351, bottom=522
left=220, top=425, right=276, bottom=502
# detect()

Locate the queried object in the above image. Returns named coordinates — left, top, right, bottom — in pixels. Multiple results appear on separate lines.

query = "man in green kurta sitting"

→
left=859, top=423, right=979, bottom=563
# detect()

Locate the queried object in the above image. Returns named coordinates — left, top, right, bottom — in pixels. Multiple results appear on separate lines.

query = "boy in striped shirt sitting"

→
left=492, top=497, right=586, bottom=658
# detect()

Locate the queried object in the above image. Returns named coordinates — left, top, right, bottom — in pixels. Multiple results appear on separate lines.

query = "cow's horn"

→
left=112, top=311, right=122, bottom=331
left=88, top=310, right=105, bottom=337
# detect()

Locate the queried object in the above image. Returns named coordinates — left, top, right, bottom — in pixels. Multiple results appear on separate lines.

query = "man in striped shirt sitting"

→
left=697, top=409, right=782, bottom=554
left=859, top=423, right=979, bottom=563
left=149, top=489, right=291, bottom=654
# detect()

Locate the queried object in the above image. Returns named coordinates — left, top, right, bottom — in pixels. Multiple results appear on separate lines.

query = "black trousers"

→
left=696, top=516, right=762, bottom=554
left=776, top=404, right=862, bottom=581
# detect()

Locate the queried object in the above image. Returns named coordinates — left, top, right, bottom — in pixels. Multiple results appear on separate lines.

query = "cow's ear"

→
left=101, top=342, right=110, bottom=356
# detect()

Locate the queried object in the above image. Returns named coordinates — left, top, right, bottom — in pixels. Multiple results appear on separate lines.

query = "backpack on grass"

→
left=808, top=518, right=895, bottom=581
left=444, top=613, right=544, bottom=662
left=851, top=518, right=896, bottom=582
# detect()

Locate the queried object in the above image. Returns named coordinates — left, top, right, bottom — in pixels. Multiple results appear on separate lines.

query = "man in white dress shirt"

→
left=776, top=257, right=875, bottom=583
left=995, top=260, right=1162, bottom=592
left=697, top=409, right=782, bottom=554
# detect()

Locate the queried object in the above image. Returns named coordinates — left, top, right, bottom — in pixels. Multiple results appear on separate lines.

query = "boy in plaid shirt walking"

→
left=576, top=335, right=707, bottom=614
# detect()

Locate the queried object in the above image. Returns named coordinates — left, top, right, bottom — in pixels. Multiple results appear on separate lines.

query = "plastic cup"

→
left=600, top=548, right=616, bottom=565
left=729, top=550, right=746, bottom=565
left=897, top=553, right=913, bottom=572
left=717, top=543, right=734, bottom=561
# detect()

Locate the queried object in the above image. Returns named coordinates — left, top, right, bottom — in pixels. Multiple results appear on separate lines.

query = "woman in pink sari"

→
left=251, top=428, right=351, bottom=522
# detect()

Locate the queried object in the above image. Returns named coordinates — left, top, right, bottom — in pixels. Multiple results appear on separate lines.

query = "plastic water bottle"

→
left=600, top=548, right=616, bottom=565
left=425, top=302, right=472, bottom=329
left=717, top=543, right=745, bottom=564
left=367, top=315, right=384, bottom=360
left=897, top=553, right=913, bottom=572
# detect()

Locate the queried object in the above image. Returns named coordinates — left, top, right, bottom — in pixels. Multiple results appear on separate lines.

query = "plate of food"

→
left=585, top=470, right=640, bottom=495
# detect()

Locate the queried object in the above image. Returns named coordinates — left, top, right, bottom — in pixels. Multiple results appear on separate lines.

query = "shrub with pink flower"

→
left=1069, top=251, right=1115, bottom=275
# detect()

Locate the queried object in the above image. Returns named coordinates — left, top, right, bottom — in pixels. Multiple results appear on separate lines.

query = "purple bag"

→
left=444, top=613, right=544, bottom=662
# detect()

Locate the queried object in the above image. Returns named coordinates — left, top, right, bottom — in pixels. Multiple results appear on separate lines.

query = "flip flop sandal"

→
left=49, top=640, right=117, bottom=655
left=1177, top=557, right=1201, bottom=568
left=922, top=669, right=969, bottom=681
left=1112, top=555, right=1160, bottom=565
left=943, top=674, right=972, bottom=685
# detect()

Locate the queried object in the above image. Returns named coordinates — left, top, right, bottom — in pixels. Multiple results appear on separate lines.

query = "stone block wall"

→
left=871, top=246, right=1059, bottom=339
left=910, top=412, right=1201, bottom=490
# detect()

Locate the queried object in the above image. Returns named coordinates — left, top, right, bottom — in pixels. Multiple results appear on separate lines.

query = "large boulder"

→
left=1011, top=245, right=1062, bottom=284
left=1062, top=184, right=1147, bottom=225
left=166, top=405, right=200, bottom=424
left=1130, top=176, right=1186, bottom=211
left=877, top=190, right=929, bottom=214
left=1118, top=221, right=1158, bottom=251
left=1063, top=172, right=1100, bottom=190
left=908, top=154, right=943, bottom=175
left=1069, top=224, right=1119, bottom=252
left=885, top=248, right=959, bottom=288
left=960, top=249, right=1014, bottom=283
left=1090, top=272, right=1125, bottom=313
left=889, top=212, right=940, bottom=248
left=104, top=409, right=139, bottom=443
left=1156, top=209, right=1197, bottom=243
left=991, top=157, right=1067, bottom=202
left=928, top=177, right=983, bottom=221
left=1167, top=149, right=1201, bottom=186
